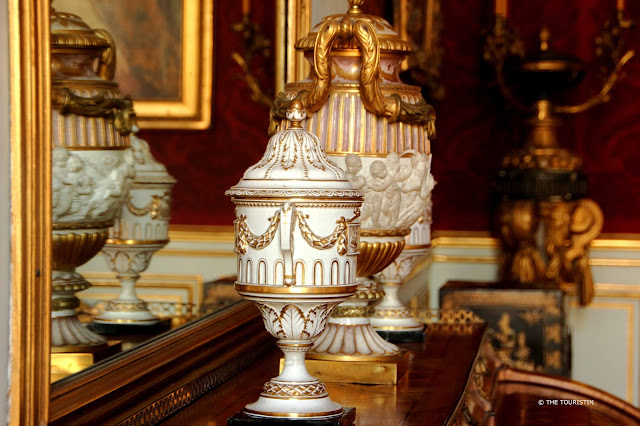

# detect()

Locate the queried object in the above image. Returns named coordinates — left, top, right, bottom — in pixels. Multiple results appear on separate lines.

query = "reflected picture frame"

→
left=53, top=0, right=214, bottom=130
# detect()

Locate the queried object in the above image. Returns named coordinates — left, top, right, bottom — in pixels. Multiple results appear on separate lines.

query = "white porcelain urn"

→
left=226, top=100, right=362, bottom=418
left=94, top=134, right=176, bottom=325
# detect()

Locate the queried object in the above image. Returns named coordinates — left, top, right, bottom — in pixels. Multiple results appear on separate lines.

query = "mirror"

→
left=46, top=0, right=242, bottom=384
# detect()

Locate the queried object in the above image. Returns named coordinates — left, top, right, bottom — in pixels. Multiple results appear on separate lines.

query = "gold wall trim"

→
left=156, top=249, right=236, bottom=257
left=569, top=300, right=635, bottom=403
left=167, top=227, right=640, bottom=249
left=432, top=254, right=500, bottom=264
left=429, top=232, right=640, bottom=251
left=432, top=236, right=500, bottom=249
left=592, top=239, right=640, bottom=250
left=163, top=228, right=640, bottom=263
left=589, top=258, right=640, bottom=267
left=168, top=224, right=235, bottom=243
left=9, top=1, right=51, bottom=424
left=81, top=272, right=204, bottom=306
left=431, top=255, right=640, bottom=267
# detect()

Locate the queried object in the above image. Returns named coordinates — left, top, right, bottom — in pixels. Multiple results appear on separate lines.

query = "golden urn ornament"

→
left=226, top=101, right=362, bottom=419
left=271, top=0, right=435, bottom=359
left=51, top=8, right=136, bottom=348
left=484, top=21, right=628, bottom=304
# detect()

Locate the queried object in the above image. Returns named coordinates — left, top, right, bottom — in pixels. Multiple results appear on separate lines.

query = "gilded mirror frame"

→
left=9, top=1, right=52, bottom=424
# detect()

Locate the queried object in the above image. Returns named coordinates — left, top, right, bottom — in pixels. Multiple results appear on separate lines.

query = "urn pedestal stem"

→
left=95, top=242, right=168, bottom=325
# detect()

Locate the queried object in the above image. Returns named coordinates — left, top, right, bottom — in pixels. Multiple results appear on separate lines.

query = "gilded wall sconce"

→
left=484, top=2, right=634, bottom=305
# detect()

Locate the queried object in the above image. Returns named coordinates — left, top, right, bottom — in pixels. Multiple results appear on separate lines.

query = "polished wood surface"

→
left=493, top=368, right=640, bottom=425
left=160, top=323, right=488, bottom=426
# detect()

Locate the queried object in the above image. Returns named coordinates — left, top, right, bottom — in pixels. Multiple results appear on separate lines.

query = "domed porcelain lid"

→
left=130, top=133, right=177, bottom=185
left=226, top=100, right=363, bottom=199
left=295, top=0, right=412, bottom=55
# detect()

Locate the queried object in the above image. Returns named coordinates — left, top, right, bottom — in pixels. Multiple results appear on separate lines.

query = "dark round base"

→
left=376, top=329, right=425, bottom=343
left=88, top=317, right=171, bottom=336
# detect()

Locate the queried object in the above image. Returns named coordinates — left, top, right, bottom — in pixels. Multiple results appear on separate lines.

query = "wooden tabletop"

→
left=160, top=323, right=487, bottom=426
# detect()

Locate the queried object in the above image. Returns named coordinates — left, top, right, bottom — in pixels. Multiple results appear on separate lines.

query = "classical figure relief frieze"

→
left=344, top=151, right=433, bottom=229
left=52, top=146, right=135, bottom=223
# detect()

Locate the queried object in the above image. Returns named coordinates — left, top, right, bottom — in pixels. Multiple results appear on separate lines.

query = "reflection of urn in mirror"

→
left=485, top=13, right=633, bottom=304
left=371, top=194, right=434, bottom=340
left=94, top=135, right=176, bottom=326
left=51, top=9, right=136, bottom=348
left=226, top=101, right=361, bottom=420
left=271, top=0, right=435, bottom=365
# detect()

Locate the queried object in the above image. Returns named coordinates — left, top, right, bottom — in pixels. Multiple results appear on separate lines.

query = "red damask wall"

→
left=140, top=0, right=640, bottom=233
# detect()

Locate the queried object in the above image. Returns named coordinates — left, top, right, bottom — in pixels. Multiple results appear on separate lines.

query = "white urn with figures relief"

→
left=226, top=100, right=362, bottom=419
left=271, top=0, right=435, bottom=361
left=94, top=134, right=176, bottom=325
left=51, top=8, right=136, bottom=348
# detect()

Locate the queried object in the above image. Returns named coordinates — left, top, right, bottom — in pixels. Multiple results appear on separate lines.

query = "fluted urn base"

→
left=52, top=270, right=106, bottom=348
left=309, top=279, right=400, bottom=360
left=370, top=283, right=424, bottom=333
left=52, top=226, right=111, bottom=348
left=371, top=245, right=430, bottom=334
left=51, top=315, right=107, bottom=349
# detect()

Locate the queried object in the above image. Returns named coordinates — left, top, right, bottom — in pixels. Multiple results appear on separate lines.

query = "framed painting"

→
left=52, top=0, right=213, bottom=129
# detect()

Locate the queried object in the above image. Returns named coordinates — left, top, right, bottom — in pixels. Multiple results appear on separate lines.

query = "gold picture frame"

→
left=52, top=0, right=214, bottom=130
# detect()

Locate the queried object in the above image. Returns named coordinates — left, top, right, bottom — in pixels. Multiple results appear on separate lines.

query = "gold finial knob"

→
left=348, top=0, right=365, bottom=14
left=286, top=99, right=306, bottom=128
left=539, top=27, right=551, bottom=51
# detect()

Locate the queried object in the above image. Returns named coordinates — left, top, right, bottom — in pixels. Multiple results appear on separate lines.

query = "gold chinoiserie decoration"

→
left=485, top=8, right=634, bottom=305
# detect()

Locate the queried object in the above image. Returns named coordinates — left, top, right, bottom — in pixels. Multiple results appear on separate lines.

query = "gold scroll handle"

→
left=269, top=9, right=435, bottom=138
